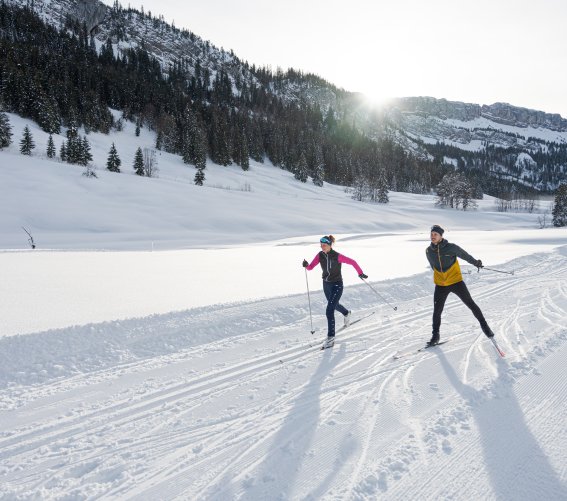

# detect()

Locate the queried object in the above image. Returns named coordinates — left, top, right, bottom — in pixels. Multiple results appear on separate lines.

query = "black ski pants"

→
left=432, top=280, right=488, bottom=337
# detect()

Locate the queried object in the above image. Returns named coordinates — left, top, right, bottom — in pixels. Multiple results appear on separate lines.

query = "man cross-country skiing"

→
left=426, top=225, right=495, bottom=347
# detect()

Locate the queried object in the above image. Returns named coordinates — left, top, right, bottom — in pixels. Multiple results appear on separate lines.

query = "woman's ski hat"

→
left=320, top=236, right=332, bottom=245
left=430, top=225, right=445, bottom=235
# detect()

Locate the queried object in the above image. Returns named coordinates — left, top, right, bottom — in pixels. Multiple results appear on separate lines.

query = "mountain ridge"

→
left=3, top=0, right=567, bottom=193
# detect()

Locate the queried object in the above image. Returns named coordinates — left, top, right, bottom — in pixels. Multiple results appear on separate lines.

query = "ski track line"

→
left=391, top=337, right=567, bottom=501
left=143, top=258, right=564, bottom=496
left=0, top=354, right=286, bottom=458
left=4, top=254, right=566, bottom=499
left=384, top=284, right=567, bottom=499
left=193, top=339, right=418, bottom=499
left=6, top=364, right=306, bottom=496
left=340, top=369, right=404, bottom=497
left=461, top=333, right=482, bottom=385
left=150, top=353, right=360, bottom=499
left=199, top=347, right=407, bottom=499
left=3, top=316, right=391, bottom=493
left=2, top=352, right=308, bottom=486
left=1, top=332, right=342, bottom=488
left=63, top=340, right=372, bottom=496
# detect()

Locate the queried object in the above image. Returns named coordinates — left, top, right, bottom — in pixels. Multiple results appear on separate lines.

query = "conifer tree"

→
left=294, top=153, right=309, bottom=183
left=194, top=166, right=205, bottom=186
left=210, top=110, right=231, bottom=166
left=80, top=136, right=93, bottom=166
left=193, top=127, right=207, bottom=171
left=60, top=142, right=67, bottom=162
left=312, top=164, right=324, bottom=187
left=37, top=96, right=61, bottom=134
left=351, top=174, right=369, bottom=201
left=239, top=128, right=249, bottom=171
left=65, top=122, right=80, bottom=164
left=133, top=147, right=144, bottom=176
left=182, top=107, right=197, bottom=165
left=552, top=183, right=567, bottom=227
left=20, top=126, right=35, bottom=155
left=0, top=112, right=13, bottom=149
left=106, top=143, right=121, bottom=172
left=376, top=168, right=389, bottom=203
left=46, top=134, right=56, bottom=158
left=135, top=121, right=141, bottom=137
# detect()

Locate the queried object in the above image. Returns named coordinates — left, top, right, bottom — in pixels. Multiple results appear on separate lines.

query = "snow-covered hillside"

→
left=0, top=113, right=554, bottom=251
left=1, top=112, right=566, bottom=500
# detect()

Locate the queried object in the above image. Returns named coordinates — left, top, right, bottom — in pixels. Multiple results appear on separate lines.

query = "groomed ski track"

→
left=1, top=248, right=566, bottom=500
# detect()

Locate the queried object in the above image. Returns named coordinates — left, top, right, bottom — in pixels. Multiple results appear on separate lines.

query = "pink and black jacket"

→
left=306, top=249, right=363, bottom=282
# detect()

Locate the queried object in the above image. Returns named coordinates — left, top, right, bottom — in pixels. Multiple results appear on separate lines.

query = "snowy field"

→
left=1, top=113, right=566, bottom=499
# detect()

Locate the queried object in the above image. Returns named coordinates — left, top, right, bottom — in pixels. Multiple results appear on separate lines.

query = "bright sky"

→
left=105, top=0, right=567, bottom=117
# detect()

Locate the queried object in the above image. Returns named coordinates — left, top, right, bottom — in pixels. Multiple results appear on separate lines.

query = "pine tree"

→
left=239, top=128, right=249, bottom=171
left=193, top=126, right=207, bottom=171
left=294, top=153, right=309, bottom=183
left=351, top=174, right=369, bottom=202
left=106, top=143, right=121, bottom=172
left=194, top=166, right=205, bottom=186
left=65, top=122, right=80, bottom=164
left=312, top=164, right=324, bottom=187
left=37, top=96, right=61, bottom=134
left=133, top=147, right=144, bottom=176
left=135, top=120, right=141, bottom=137
left=0, top=112, right=12, bottom=149
left=46, top=134, right=56, bottom=158
left=19, top=126, right=35, bottom=155
left=552, top=183, right=567, bottom=227
left=182, top=107, right=197, bottom=165
left=376, top=168, right=389, bottom=203
left=60, top=142, right=67, bottom=162
left=80, top=136, right=93, bottom=166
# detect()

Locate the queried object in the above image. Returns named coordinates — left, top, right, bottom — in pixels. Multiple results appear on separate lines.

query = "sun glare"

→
left=362, top=92, right=394, bottom=110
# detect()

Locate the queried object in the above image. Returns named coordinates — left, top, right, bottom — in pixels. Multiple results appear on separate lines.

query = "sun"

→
left=362, top=91, right=394, bottom=110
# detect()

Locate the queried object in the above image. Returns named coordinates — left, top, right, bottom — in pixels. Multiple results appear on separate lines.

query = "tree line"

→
left=0, top=2, right=450, bottom=194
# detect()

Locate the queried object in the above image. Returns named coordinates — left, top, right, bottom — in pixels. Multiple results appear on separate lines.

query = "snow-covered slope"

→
left=1, top=110, right=567, bottom=499
left=0, top=247, right=566, bottom=499
left=0, top=112, right=551, bottom=251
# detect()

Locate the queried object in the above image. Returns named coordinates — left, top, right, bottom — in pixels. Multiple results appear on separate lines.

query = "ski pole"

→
left=482, top=267, right=514, bottom=276
left=304, top=268, right=316, bottom=334
left=361, top=278, right=398, bottom=311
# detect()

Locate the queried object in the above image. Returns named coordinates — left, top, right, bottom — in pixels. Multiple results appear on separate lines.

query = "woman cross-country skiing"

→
left=303, top=235, right=367, bottom=349
left=426, top=225, right=495, bottom=347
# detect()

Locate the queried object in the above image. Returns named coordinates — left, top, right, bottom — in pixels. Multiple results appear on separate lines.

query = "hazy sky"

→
left=103, top=0, right=567, bottom=117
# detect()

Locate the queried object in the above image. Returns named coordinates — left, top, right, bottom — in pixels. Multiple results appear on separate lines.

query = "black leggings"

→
left=432, top=281, right=488, bottom=335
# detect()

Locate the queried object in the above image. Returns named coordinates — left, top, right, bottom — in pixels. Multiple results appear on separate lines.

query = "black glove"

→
left=302, top=259, right=308, bottom=268
left=475, top=259, right=483, bottom=270
left=359, top=273, right=368, bottom=279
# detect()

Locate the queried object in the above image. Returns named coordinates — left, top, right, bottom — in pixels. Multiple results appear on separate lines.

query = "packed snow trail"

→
left=1, top=248, right=566, bottom=500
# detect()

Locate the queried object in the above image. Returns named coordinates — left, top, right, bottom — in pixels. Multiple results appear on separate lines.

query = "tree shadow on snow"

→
left=435, top=350, right=566, bottom=500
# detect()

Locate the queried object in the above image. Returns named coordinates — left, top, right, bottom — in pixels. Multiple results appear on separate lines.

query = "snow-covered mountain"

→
left=361, top=96, right=567, bottom=154
left=4, top=0, right=567, bottom=192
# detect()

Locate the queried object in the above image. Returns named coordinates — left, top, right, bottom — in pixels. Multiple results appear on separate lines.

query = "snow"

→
left=443, top=116, right=567, bottom=144
left=1, top=113, right=566, bottom=500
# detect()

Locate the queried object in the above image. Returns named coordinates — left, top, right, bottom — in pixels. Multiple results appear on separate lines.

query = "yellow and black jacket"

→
left=426, top=239, right=478, bottom=286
